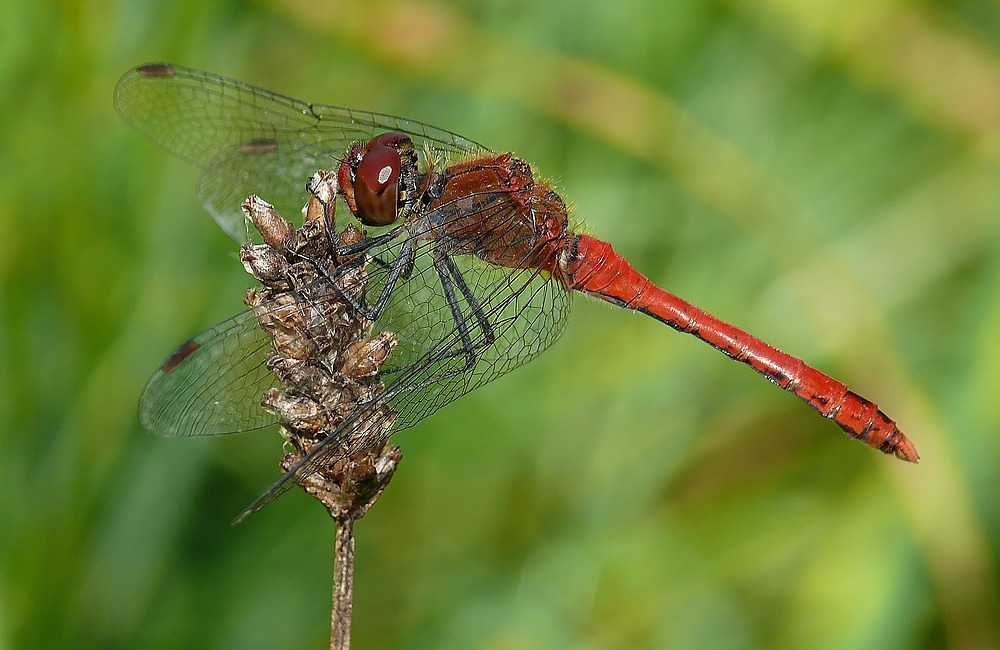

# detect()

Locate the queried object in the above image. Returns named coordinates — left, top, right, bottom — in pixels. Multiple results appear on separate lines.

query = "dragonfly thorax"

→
left=338, top=131, right=421, bottom=227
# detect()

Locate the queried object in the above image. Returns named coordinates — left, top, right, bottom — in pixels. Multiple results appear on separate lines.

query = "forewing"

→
left=139, top=310, right=279, bottom=436
left=114, top=63, right=490, bottom=240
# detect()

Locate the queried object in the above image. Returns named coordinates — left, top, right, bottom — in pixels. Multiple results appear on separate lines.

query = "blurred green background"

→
left=3, top=0, right=999, bottom=648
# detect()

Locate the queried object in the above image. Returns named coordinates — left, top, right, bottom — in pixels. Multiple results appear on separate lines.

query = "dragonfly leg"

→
left=335, top=227, right=407, bottom=258
left=429, top=249, right=496, bottom=371
left=360, top=235, right=415, bottom=321
left=438, top=251, right=496, bottom=351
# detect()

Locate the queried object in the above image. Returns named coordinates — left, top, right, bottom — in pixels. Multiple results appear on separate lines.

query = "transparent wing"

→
left=140, top=192, right=571, bottom=451
left=114, top=63, right=490, bottom=240
left=139, top=310, right=279, bottom=436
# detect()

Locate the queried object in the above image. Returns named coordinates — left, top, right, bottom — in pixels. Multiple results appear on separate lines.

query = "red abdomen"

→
left=560, top=234, right=918, bottom=462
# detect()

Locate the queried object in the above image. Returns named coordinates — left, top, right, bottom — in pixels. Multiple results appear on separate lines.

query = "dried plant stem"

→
left=332, top=518, right=354, bottom=650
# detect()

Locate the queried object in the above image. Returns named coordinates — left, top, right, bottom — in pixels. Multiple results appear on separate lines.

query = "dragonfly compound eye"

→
left=354, top=144, right=401, bottom=226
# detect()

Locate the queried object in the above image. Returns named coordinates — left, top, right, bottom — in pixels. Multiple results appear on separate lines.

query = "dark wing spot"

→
left=136, top=63, right=175, bottom=78
left=241, top=137, right=279, bottom=155
left=160, top=339, right=200, bottom=373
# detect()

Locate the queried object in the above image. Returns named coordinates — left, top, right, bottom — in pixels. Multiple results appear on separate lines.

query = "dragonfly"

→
left=116, top=63, right=918, bottom=518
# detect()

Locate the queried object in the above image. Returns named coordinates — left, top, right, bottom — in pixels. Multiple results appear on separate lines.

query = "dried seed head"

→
left=341, top=332, right=399, bottom=377
left=242, top=194, right=294, bottom=249
left=305, top=169, right=338, bottom=224
left=240, top=244, right=287, bottom=281
left=241, top=171, right=400, bottom=521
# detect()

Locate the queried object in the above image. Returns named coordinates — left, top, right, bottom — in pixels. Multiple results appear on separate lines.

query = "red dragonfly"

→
left=116, top=64, right=917, bottom=517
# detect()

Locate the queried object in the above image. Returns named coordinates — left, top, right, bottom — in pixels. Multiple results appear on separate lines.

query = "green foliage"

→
left=2, top=0, right=999, bottom=647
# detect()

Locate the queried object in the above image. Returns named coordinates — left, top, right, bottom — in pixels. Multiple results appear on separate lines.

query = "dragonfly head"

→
left=338, top=131, right=418, bottom=227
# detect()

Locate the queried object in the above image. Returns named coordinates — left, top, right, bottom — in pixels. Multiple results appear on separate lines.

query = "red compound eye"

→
left=353, top=144, right=401, bottom=226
